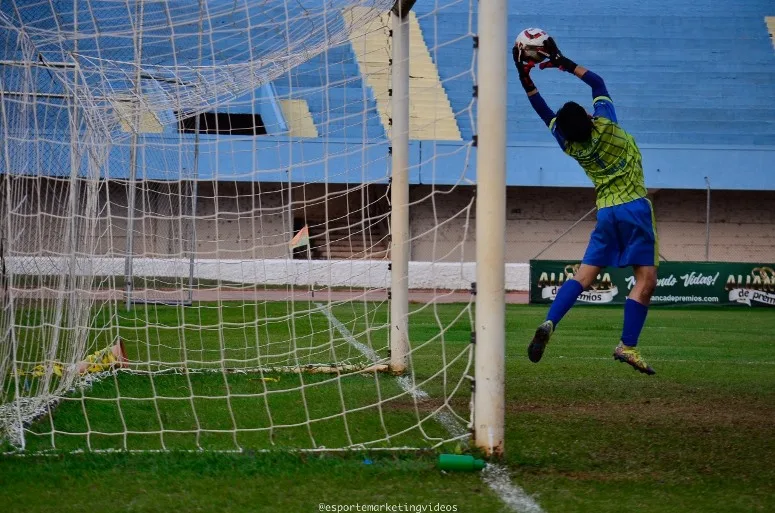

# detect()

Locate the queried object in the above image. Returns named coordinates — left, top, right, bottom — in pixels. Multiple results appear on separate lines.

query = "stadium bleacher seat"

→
left=414, top=0, right=775, bottom=146
left=4, top=0, right=774, bottom=147
left=270, top=31, right=384, bottom=140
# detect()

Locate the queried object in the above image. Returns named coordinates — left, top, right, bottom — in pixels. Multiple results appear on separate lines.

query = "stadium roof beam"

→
left=0, top=59, right=186, bottom=86
left=0, top=90, right=122, bottom=101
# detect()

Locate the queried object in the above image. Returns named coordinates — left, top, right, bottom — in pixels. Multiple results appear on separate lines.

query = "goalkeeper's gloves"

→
left=538, top=37, right=578, bottom=73
left=512, top=45, right=537, bottom=94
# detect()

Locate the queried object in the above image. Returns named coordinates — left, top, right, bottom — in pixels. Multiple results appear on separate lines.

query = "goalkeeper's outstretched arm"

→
left=539, top=39, right=610, bottom=100
left=572, top=66, right=617, bottom=122
left=527, top=89, right=555, bottom=127
left=539, top=38, right=617, bottom=122
left=573, top=66, right=610, bottom=102
left=512, top=46, right=555, bottom=127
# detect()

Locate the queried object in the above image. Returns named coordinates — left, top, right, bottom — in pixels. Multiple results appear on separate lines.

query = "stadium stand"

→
left=1, top=0, right=773, bottom=262
left=411, top=0, right=775, bottom=263
left=273, top=44, right=385, bottom=140
left=4, top=0, right=774, bottom=183
left=414, top=0, right=775, bottom=146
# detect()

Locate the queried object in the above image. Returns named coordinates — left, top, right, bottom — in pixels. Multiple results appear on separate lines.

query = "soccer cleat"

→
left=528, top=320, right=554, bottom=363
left=613, top=342, right=655, bottom=375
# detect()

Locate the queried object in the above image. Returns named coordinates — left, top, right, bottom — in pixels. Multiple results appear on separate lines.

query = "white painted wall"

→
left=5, top=256, right=532, bottom=291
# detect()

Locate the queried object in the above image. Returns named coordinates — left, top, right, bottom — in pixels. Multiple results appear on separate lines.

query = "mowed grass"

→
left=8, top=300, right=474, bottom=452
left=2, top=304, right=774, bottom=512
left=506, top=306, right=775, bottom=512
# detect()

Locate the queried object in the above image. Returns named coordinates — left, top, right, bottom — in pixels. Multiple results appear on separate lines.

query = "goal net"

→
left=0, top=0, right=481, bottom=453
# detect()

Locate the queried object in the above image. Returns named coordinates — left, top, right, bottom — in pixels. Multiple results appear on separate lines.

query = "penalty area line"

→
left=313, top=302, right=380, bottom=363
left=482, top=464, right=545, bottom=513
left=315, top=303, right=544, bottom=513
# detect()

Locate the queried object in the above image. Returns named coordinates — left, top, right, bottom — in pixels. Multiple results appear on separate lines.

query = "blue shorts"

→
left=582, top=198, right=659, bottom=268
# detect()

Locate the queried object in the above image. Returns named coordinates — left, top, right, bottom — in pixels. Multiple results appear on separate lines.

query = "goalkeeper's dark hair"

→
left=556, top=102, right=593, bottom=143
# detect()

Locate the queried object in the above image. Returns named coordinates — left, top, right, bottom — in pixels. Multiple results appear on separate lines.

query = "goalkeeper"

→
left=514, top=37, right=658, bottom=375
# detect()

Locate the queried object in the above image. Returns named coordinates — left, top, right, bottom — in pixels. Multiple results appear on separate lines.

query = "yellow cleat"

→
left=613, top=342, right=655, bottom=375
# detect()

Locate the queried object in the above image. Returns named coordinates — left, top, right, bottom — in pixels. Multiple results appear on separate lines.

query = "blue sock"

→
left=621, top=298, right=649, bottom=347
left=546, top=279, right=584, bottom=327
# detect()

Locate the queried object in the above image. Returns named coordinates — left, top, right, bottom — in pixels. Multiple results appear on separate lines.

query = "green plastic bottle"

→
left=437, top=454, right=486, bottom=472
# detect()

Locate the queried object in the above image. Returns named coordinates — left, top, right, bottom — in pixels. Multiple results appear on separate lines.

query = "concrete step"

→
left=346, top=6, right=462, bottom=141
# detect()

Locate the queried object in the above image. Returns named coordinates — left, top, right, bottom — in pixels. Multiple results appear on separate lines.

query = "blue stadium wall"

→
left=1, top=0, right=774, bottom=191
left=4, top=136, right=772, bottom=192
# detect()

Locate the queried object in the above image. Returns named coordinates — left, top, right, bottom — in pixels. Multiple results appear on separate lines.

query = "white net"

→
left=0, top=0, right=480, bottom=453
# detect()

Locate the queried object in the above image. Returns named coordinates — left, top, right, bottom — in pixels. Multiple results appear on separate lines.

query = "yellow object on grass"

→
left=16, top=340, right=129, bottom=378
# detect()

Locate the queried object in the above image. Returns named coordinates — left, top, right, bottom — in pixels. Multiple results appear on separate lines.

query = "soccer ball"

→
left=514, top=28, right=549, bottom=63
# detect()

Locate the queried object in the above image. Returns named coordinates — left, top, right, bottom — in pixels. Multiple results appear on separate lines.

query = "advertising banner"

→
left=529, top=261, right=775, bottom=307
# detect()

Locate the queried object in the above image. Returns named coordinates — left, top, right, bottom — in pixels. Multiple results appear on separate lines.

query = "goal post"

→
left=474, top=0, right=508, bottom=457
left=389, top=0, right=412, bottom=374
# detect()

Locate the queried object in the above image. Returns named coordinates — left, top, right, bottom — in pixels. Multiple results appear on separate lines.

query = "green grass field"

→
left=2, top=304, right=774, bottom=512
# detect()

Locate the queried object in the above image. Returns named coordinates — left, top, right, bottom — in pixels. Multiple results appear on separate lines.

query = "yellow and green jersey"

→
left=550, top=97, right=648, bottom=209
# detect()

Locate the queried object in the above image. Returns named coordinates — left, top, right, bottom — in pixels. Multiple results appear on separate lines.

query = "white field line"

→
left=315, top=303, right=544, bottom=513
left=394, top=375, right=467, bottom=439
left=482, top=464, right=545, bottom=513
left=313, top=303, right=381, bottom=363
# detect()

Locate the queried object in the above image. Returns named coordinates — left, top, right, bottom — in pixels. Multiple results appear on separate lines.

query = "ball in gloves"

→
left=514, top=28, right=549, bottom=64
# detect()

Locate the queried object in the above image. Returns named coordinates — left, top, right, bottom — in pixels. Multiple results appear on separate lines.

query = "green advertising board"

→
left=529, top=261, right=775, bottom=307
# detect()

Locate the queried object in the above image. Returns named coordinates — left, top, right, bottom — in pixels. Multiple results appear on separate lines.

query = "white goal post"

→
left=474, top=0, right=507, bottom=457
